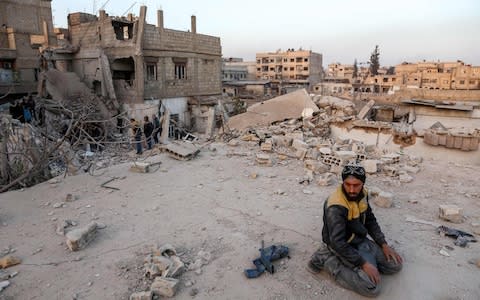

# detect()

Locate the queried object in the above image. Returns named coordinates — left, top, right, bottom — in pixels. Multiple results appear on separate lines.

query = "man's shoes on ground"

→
left=306, top=261, right=322, bottom=274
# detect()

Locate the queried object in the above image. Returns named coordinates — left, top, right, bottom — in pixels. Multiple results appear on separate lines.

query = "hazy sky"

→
left=51, top=0, right=480, bottom=66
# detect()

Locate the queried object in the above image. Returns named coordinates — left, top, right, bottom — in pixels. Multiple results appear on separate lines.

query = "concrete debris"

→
left=357, top=100, right=376, bottom=120
left=0, top=256, right=21, bottom=269
left=162, top=142, right=200, bottom=161
left=150, top=277, right=179, bottom=298
left=362, top=160, right=378, bottom=174
left=129, top=291, right=153, bottom=300
left=316, top=173, right=336, bottom=186
left=372, top=191, right=394, bottom=208
left=439, top=248, right=450, bottom=257
left=130, top=162, right=162, bottom=173
left=439, top=205, right=464, bottom=224
left=256, top=153, right=274, bottom=166
left=0, top=280, right=10, bottom=292
left=228, top=89, right=319, bottom=131
left=399, top=173, right=414, bottom=183
left=65, top=222, right=98, bottom=251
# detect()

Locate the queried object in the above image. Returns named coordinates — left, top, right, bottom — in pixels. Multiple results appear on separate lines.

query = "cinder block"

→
left=439, top=204, right=463, bottom=223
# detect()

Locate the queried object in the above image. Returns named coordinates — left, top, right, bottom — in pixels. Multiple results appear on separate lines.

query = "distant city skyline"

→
left=51, top=0, right=480, bottom=67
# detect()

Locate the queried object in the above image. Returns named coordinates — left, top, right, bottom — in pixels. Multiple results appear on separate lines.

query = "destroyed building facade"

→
left=0, top=0, right=57, bottom=101
left=256, top=49, right=323, bottom=93
left=55, top=7, right=222, bottom=129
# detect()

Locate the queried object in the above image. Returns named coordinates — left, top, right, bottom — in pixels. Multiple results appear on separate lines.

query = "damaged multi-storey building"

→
left=51, top=6, right=222, bottom=133
left=0, top=0, right=57, bottom=102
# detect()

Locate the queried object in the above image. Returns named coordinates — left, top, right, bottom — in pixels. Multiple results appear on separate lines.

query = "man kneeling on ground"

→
left=308, top=164, right=403, bottom=297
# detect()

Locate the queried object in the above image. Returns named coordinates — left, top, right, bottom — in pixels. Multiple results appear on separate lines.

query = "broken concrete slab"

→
left=439, top=205, right=464, bottom=223
left=150, top=277, right=179, bottom=298
left=227, top=89, right=319, bottom=131
left=316, top=173, right=336, bottom=186
left=357, top=100, right=376, bottom=120
left=65, top=222, right=97, bottom=251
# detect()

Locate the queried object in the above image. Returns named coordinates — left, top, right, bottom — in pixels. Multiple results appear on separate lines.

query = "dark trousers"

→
left=135, top=136, right=143, bottom=154
left=310, top=239, right=402, bottom=297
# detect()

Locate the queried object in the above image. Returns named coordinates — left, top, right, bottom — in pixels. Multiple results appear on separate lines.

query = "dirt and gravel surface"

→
left=1, top=142, right=479, bottom=300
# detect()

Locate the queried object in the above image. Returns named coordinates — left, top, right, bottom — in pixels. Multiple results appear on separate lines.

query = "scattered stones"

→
left=372, top=191, right=394, bottom=208
left=150, top=277, right=179, bottom=298
left=255, top=153, right=274, bottom=166
left=302, top=189, right=313, bottom=195
left=439, top=204, right=463, bottom=224
left=53, top=202, right=66, bottom=208
left=399, top=174, right=414, bottom=183
left=65, top=222, right=98, bottom=251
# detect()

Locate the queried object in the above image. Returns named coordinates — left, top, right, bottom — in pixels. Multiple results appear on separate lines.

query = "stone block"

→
left=361, top=160, right=378, bottom=174
left=333, top=150, right=357, bottom=161
left=381, top=153, right=400, bottom=164
left=439, top=205, right=463, bottom=223
left=130, top=291, right=153, bottom=300
left=151, top=277, right=179, bottom=298
left=373, top=192, right=393, bottom=208
left=402, top=165, right=420, bottom=174
left=260, top=142, right=273, bottom=152
left=65, top=222, right=97, bottom=251
left=292, top=139, right=308, bottom=151
left=256, top=153, right=273, bottom=166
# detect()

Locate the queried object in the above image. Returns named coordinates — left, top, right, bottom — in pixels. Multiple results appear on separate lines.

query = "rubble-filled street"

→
left=0, top=139, right=479, bottom=299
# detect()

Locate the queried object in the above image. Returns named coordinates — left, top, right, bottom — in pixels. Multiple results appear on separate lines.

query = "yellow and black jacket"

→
left=322, top=185, right=386, bottom=267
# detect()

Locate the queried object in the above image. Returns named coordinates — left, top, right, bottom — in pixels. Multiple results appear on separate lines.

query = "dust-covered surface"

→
left=0, top=142, right=479, bottom=300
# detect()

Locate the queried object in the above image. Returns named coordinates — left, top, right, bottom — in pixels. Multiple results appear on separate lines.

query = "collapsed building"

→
left=51, top=6, right=222, bottom=132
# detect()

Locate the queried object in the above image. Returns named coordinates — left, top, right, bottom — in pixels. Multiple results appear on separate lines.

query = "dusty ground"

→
left=0, top=141, right=479, bottom=300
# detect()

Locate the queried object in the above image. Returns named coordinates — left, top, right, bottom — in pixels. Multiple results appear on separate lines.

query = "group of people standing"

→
left=130, top=114, right=163, bottom=155
left=9, top=95, right=40, bottom=124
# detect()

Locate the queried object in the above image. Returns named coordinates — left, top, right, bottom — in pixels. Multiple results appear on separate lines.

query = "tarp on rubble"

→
left=227, top=89, right=319, bottom=131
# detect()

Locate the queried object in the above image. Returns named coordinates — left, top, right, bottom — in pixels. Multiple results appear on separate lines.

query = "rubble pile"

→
left=129, top=244, right=214, bottom=299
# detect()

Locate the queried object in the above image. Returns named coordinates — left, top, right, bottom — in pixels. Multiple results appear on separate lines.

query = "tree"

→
left=353, top=59, right=358, bottom=78
left=369, top=45, right=380, bottom=75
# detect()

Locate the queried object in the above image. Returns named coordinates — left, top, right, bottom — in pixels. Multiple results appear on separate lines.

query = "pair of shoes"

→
left=306, top=261, right=322, bottom=274
left=136, top=152, right=143, bottom=155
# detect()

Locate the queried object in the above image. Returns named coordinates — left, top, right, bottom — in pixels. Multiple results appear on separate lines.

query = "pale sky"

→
left=51, top=0, right=480, bottom=67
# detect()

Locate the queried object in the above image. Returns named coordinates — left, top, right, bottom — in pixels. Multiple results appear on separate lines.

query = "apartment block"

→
left=0, top=0, right=57, bottom=101
left=395, top=61, right=480, bottom=90
left=256, top=49, right=323, bottom=91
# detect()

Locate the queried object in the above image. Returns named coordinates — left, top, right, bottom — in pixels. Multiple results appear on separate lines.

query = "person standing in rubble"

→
left=308, top=164, right=403, bottom=297
left=152, top=114, right=160, bottom=144
left=143, top=115, right=154, bottom=150
left=130, top=118, right=143, bottom=155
